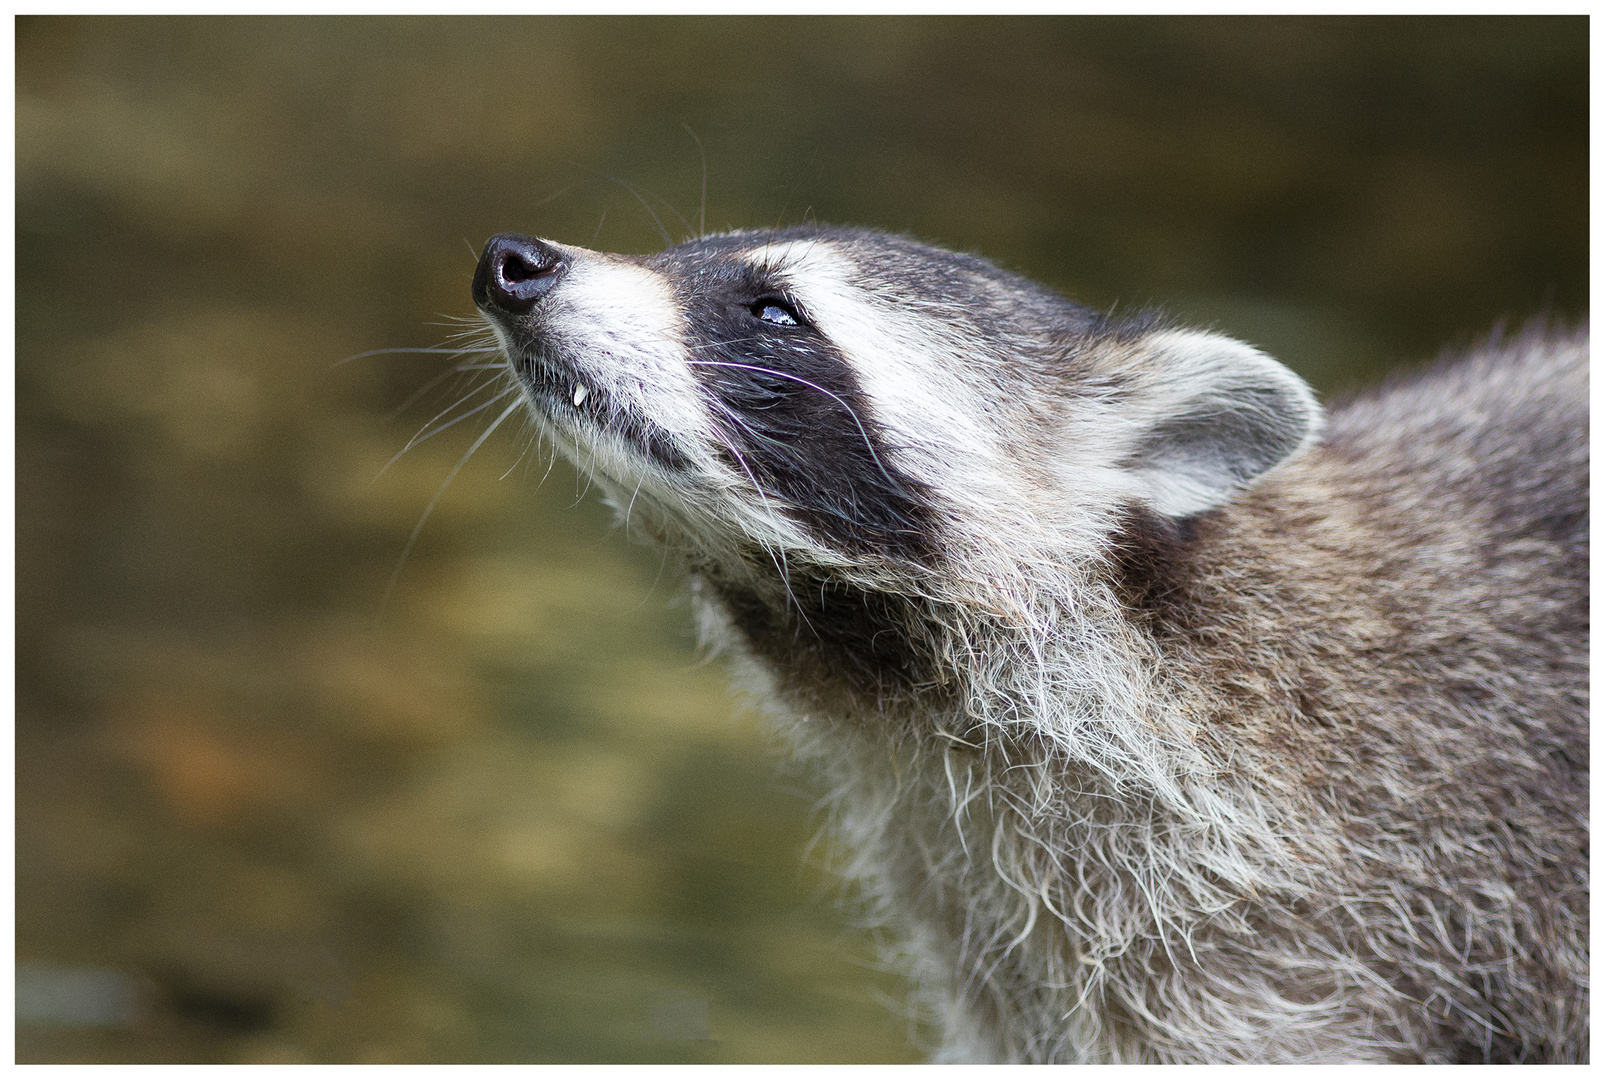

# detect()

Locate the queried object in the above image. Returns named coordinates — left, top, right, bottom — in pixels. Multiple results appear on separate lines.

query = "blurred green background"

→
left=14, top=15, right=1587, bottom=1064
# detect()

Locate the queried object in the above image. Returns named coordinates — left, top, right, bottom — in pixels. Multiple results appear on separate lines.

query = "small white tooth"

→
left=572, top=383, right=589, bottom=407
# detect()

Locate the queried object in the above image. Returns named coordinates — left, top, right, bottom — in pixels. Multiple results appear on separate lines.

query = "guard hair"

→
left=471, top=225, right=1587, bottom=1063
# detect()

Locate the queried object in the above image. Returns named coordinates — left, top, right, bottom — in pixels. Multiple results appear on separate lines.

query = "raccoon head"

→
left=473, top=225, right=1322, bottom=581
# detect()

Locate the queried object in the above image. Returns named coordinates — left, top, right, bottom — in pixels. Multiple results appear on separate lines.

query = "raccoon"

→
left=470, top=225, right=1587, bottom=1063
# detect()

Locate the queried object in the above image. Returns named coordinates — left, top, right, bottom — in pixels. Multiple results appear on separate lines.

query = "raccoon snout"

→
left=473, top=233, right=567, bottom=314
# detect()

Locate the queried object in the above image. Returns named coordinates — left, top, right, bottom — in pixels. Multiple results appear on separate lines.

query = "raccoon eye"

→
left=749, top=298, right=801, bottom=327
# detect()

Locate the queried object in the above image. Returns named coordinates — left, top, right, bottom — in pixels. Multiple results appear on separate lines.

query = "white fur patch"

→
left=738, top=240, right=1015, bottom=511
left=538, top=250, right=706, bottom=449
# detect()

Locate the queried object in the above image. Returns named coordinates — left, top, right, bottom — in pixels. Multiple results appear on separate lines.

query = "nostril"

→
left=499, top=252, right=541, bottom=283
left=474, top=233, right=567, bottom=314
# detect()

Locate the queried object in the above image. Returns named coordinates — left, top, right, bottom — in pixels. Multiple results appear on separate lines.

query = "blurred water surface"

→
left=15, top=15, right=1587, bottom=1063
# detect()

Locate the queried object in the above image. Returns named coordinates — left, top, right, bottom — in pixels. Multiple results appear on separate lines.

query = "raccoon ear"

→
left=1109, top=329, right=1323, bottom=518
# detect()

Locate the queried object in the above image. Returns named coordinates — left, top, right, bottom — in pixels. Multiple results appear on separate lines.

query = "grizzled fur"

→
left=471, top=224, right=1587, bottom=1063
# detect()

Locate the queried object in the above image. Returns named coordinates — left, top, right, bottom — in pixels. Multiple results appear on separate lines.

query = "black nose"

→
left=473, top=233, right=567, bottom=314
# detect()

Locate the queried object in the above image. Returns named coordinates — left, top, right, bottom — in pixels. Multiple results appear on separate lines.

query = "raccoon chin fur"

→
left=470, top=225, right=1588, bottom=1063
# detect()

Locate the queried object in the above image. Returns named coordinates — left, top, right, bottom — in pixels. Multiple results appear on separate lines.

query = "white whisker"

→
left=381, top=397, right=523, bottom=611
